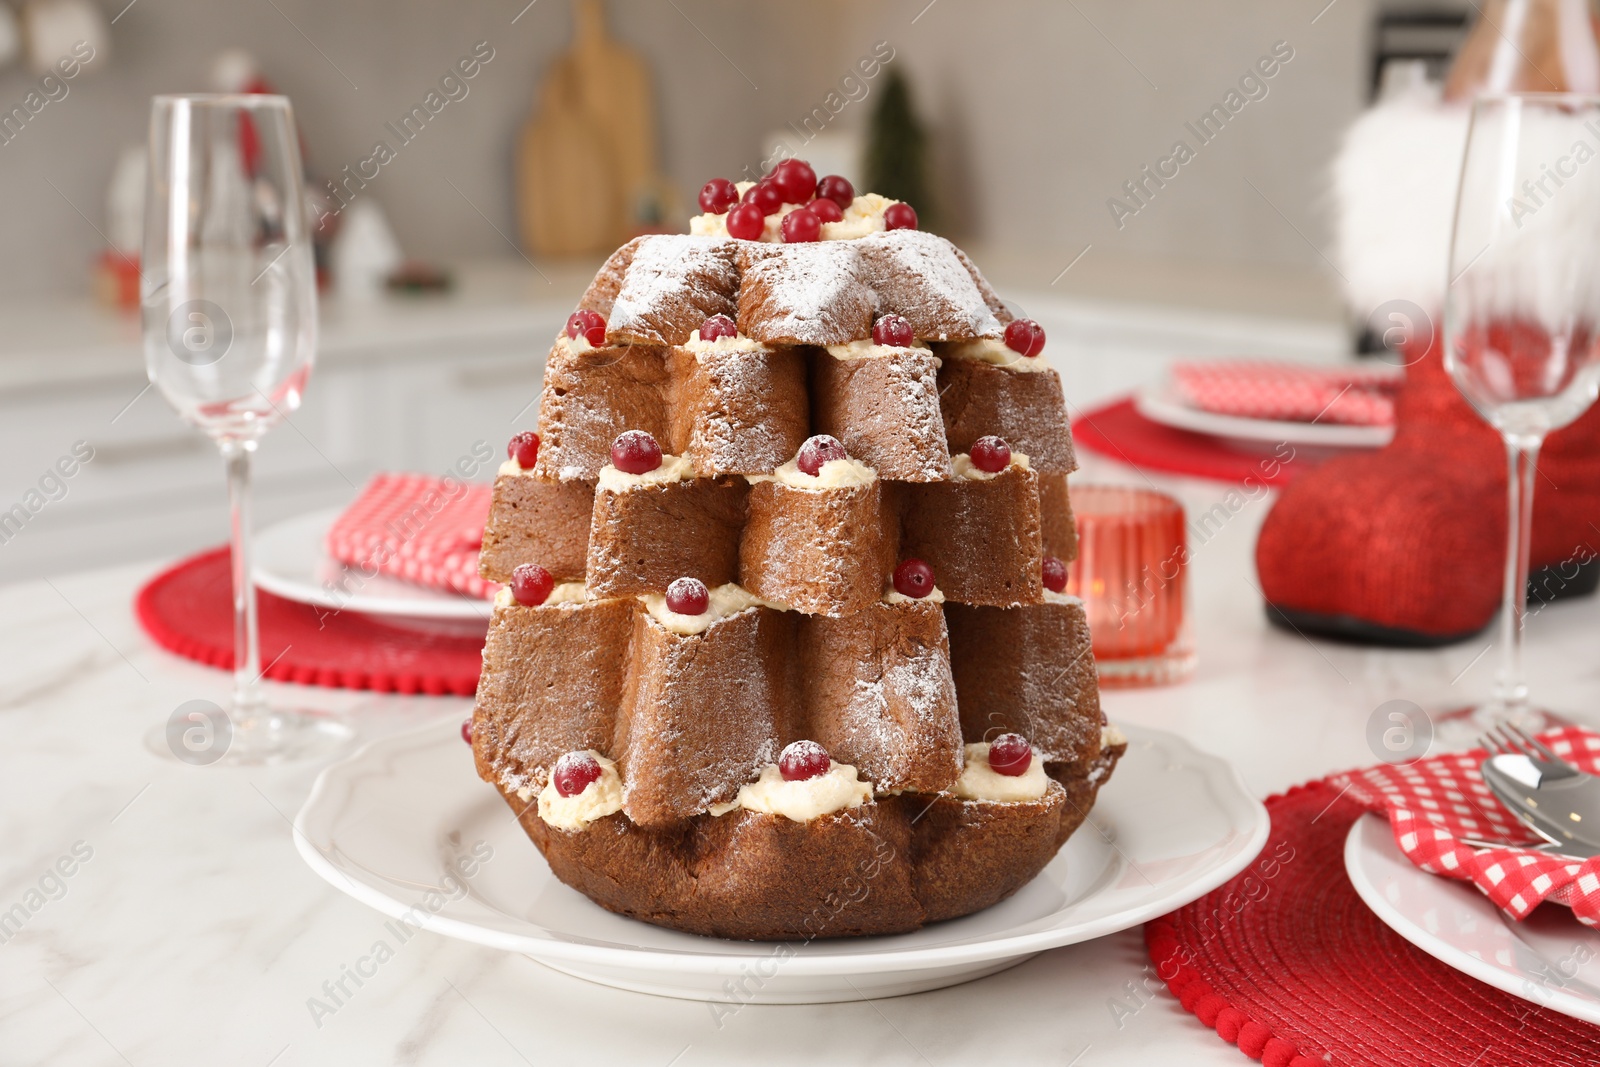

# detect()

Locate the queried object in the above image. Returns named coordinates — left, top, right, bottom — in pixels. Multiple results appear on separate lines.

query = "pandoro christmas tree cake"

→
left=469, top=158, right=1123, bottom=940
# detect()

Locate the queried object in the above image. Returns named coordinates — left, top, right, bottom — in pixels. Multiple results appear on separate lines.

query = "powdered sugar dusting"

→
left=737, top=242, right=873, bottom=345
left=609, top=235, right=739, bottom=345
left=856, top=230, right=1003, bottom=340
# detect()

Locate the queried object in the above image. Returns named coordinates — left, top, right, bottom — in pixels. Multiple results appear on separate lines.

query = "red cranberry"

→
left=884, top=202, right=918, bottom=230
left=796, top=434, right=848, bottom=476
left=507, top=431, right=540, bottom=469
left=665, top=576, right=710, bottom=616
left=988, top=733, right=1033, bottom=777
left=807, top=196, right=844, bottom=224
left=742, top=180, right=784, bottom=216
left=698, top=314, right=738, bottom=342
left=779, top=740, right=831, bottom=782
left=610, top=430, right=662, bottom=475
left=725, top=202, right=766, bottom=241
left=461, top=718, right=473, bottom=744
left=781, top=207, right=821, bottom=243
left=893, top=558, right=935, bottom=599
left=970, top=436, right=1012, bottom=474
left=553, top=751, right=603, bottom=797
left=770, top=158, right=818, bottom=204
left=511, top=563, right=554, bottom=607
left=698, top=177, right=739, bottom=215
left=816, top=174, right=854, bottom=210
left=566, top=309, right=607, bottom=347
left=1003, top=318, right=1046, bottom=357
left=872, top=314, right=914, bottom=348
left=1042, top=555, right=1067, bottom=594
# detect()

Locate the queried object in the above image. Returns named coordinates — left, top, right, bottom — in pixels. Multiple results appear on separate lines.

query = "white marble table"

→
left=4, top=458, right=1597, bottom=1067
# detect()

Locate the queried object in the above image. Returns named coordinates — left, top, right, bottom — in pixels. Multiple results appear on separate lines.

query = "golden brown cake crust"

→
left=614, top=608, right=802, bottom=827
left=901, top=464, right=1045, bottom=607
left=667, top=344, right=810, bottom=476
left=739, top=479, right=899, bottom=616
left=799, top=600, right=962, bottom=794
left=478, top=473, right=595, bottom=583
left=937, top=357, right=1077, bottom=474
left=945, top=600, right=1102, bottom=766
left=808, top=347, right=951, bottom=481
left=585, top=479, right=746, bottom=598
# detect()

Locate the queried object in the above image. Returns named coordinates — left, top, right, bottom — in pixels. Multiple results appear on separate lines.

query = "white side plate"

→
left=293, top=720, right=1269, bottom=1003
left=253, top=507, right=490, bottom=622
left=1135, top=384, right=1394, bottom=449
left=1345, top=813, right=1600, bottom=1025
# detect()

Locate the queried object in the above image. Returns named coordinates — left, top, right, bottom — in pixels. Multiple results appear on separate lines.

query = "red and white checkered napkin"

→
left=1170, top=360, right=1401, bottom=426
left=323, top=473, right=496, bottom=599
left=1329, top=728, right=1600, bottom=925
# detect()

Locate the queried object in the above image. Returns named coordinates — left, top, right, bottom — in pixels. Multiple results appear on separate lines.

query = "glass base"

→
left=1095, top=643, right=1196, bottom=689
left=145, top=703, right=352, bottom=767
left=1429, top=702, right=1571, bottom=751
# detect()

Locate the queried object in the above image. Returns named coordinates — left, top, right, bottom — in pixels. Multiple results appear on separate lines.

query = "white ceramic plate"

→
left=1345, top=813, right=1600, bottom=1025
left=293, top=719, right=1269, bottom=1003
left=253, top=507, right=490, bottom=622
left=1134, top=384, right=1395, bottom=449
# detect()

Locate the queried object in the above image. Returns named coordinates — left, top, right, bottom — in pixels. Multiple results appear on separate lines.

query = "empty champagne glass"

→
left=1444, top=93, right=1600, bottom=734
left=142, top=94, right=349, bottom=764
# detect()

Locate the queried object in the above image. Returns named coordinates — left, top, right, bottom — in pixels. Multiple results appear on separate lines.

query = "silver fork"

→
left=1485, top=722, right=1581, bottom=782
left=1479, top=726, right=1600, bottom=852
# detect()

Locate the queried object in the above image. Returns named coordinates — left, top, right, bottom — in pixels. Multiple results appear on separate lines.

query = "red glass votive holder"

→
left=1064, top=485, right=1195, bottom=687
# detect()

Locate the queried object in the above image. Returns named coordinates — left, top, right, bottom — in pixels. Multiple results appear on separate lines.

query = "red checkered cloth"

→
left=323, top=473, right=496, bottom=599
left=1171, top=360, right=1401, bottom=426
left=1328, top=727, right=1600, bottom=925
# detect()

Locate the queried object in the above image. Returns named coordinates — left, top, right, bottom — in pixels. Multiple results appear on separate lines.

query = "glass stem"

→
left=221, top=438, right=266, bottom=724
left=1493, top=433, right=1542, bottom=717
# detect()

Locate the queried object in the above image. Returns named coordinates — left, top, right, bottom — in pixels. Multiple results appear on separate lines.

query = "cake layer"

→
left=473, top=594, right=1105, bottom=826
left=483, top=462, right=1055, bottom=612
left=581, top=230, right=1007, bottom=350
left=1038, top=471, right=1079, bottom=563
left=530, top=338, right=1067, bottom=484
left=501, top=754, right=1122, bottom=939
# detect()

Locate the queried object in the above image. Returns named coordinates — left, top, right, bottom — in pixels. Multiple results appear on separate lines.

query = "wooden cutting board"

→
left=518, top=0, right=659, bottom=257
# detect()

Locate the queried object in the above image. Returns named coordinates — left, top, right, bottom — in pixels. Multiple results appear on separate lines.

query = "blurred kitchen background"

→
left=0, top=0, right=1470, bottom=582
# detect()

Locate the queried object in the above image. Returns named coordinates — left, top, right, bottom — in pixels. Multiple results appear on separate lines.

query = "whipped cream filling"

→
left=498, top=457, right=534, bottom=478
left=493, top=581, right=588, bottom=609
left=687, top=191, right=901, bottom=243
left=558, top=331, right=597, bottom=356
left=941, top=338, right=1050, bottom=373
left=536, top=751, right=624, bottom=831
left=825, top=338, right=933, bottom=361
left=884, top=584, right=946, bottom=605
left=710, top=761, right=873, bottom=822
left=822, top=192, right=894, bottom=240
left=750, top=456, right=877, bottom=490
left=1043, top=588, right=1082, bottom=606
left=1102, top=723, right=1127, bottom=749
left=641, top=582, right=785, bottom=635
left=952, top=452, right=1032, bottom=481
left=682, top=332, right=766, bottom=355
left=597, top=452, right=694, bottom=493
left=951, top=741, right=1050, bottom=802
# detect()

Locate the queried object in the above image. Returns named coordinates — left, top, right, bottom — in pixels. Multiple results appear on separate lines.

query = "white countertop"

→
left=6, top=450, right=1596, bottom=1066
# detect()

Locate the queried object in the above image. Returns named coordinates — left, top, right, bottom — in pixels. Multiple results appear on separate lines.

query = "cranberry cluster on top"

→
left=698, top=158, right=918, bottom=243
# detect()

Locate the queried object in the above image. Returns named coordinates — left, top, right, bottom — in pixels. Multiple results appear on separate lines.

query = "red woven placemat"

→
left=135, top=547, right=484, bottom=695
left=1146, top=781, right=1600, bottom=1066
left=1071, top=398, right=1310, bottom=486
